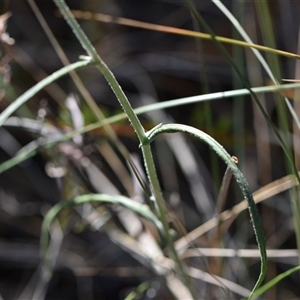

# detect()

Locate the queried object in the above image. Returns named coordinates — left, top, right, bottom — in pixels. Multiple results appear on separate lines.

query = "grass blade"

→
left=250, top=265, right=300, bottom=300
left=41, top=194, right=165, bottom=264
left=2, top=82, right=300, bottom=175
left=0, top=59, right=92, bottom=127
left=144, top=123, right=267, bottom=299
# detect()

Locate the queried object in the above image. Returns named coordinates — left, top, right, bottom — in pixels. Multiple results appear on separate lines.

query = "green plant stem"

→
left=144, top=123, right=267, bottom=300
left=52, top=0, right=194, bottom=297
left=124, top=281, right=151, bottom=300
left=250, top=265, right=300, bottom=300
left=141, top=144, right=193, bottom=294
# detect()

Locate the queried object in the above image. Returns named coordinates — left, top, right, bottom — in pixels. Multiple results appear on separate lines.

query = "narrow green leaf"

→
left=2, top=82, right=300, bottom=175
left=144, top=123, right=267, bottom=300
left=0, top=59, right=91, bottom=127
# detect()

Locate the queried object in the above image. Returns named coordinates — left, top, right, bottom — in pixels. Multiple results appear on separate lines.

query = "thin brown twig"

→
left=63, top=10, right=300, bottom=61
left=175, top=173, right=299, bottom=252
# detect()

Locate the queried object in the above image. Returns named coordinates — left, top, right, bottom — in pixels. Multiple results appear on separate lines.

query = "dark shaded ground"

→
left=1, top=1, right=300, bottom=299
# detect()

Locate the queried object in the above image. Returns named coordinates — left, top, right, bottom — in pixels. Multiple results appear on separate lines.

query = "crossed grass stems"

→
left=2, top=0, right=300, bottom=299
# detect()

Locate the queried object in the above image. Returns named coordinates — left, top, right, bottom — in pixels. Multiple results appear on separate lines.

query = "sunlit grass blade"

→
left=0, top=59, right=92, bottom=127
left=2, top=82, right=300, bottom=175
left=124, top=281, right=151, bottom=300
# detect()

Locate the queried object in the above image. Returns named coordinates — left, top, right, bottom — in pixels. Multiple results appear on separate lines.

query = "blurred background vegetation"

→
left=0, top=0, right=300, bottom=299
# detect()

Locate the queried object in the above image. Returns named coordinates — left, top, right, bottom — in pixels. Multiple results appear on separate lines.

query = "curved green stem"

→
left=52, top=1, right=194, bottom=297
left=250, top=265, right=300, bottom=300
left=41, top=194, right=165, bottom=263
left=144, top=123, right=267, bottom=299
